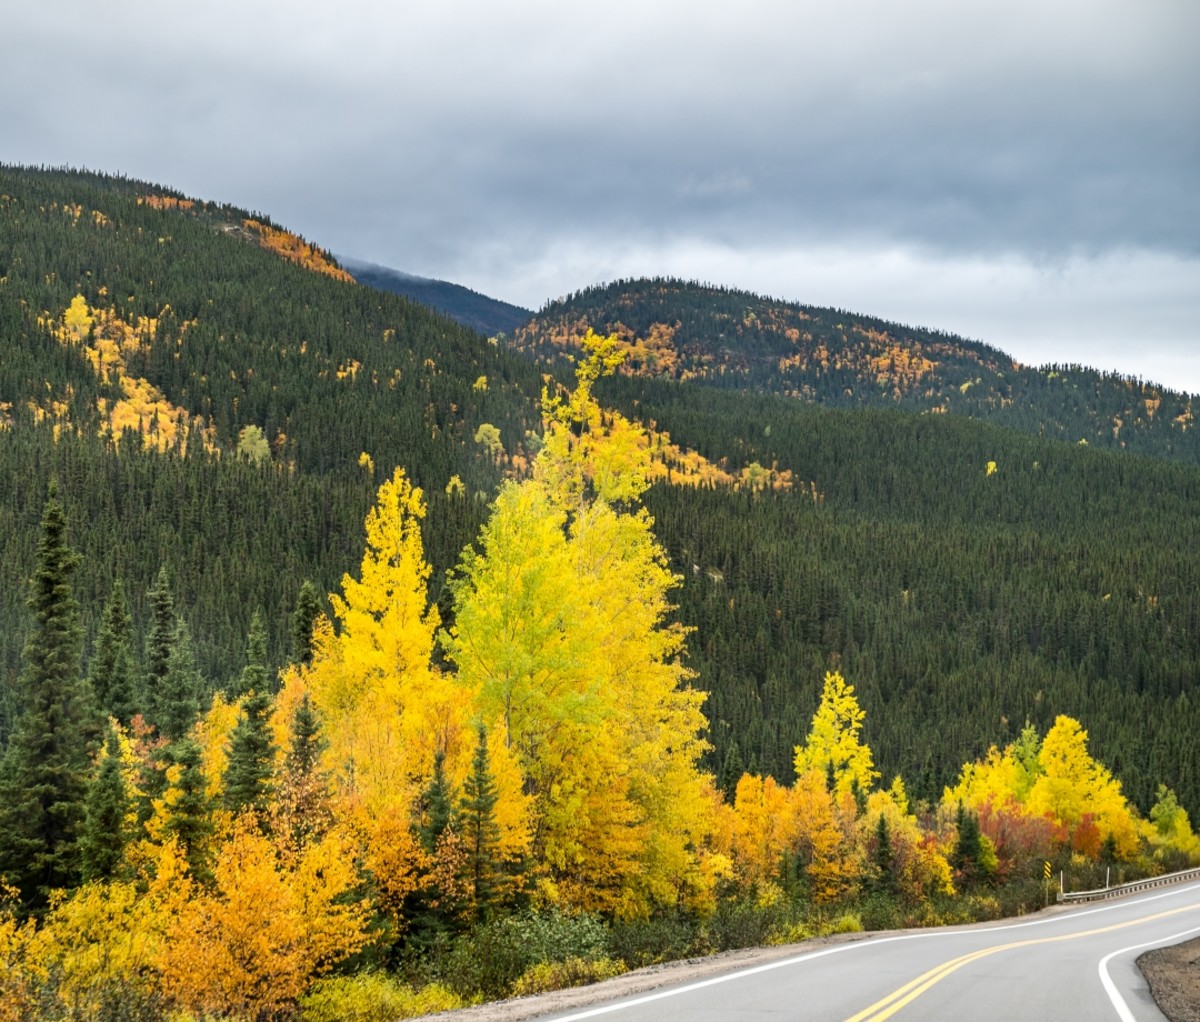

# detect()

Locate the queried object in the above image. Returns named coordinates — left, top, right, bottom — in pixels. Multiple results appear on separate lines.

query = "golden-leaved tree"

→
left=1026, top=715, right=1140, bottom=859
left=274, top=467, right=531, bottom=925
left=793, top=670, right=879, bottom=799
left=443, top=331, right=717, bottom=918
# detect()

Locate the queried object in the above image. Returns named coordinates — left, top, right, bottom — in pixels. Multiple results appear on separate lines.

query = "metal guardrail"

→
left=1057, top=865, right=1200, bottom=903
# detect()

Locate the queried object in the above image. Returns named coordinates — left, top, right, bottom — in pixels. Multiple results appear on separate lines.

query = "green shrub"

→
left=858, top=894, right=901, bottom=932
left=300, top=974, right=464, bottom=1022
left=437, top=908, right=611, bottom=1001
left=607, top=912, right=703, bottom=967
left=704, top=897, right=792, bottom=952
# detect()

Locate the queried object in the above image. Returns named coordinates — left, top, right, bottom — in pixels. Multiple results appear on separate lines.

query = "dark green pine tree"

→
left=229, top=609, right=269, bottom=701
left=80, top=726, right=129, bottom=882
left=223, top=688, right=275, bottom=818
left=459, top=724, right=503, bottom=920
left=285, top=693, right=323, bottom=779
left=290, top=581, right=322, bottom=667
left=719, top=739, right=745, bottom=802
left=144, top=567, right=175, bottom=719
left=951, top=803, right=984, bottom=885
left=871, top=813, right=896, bottom=894
left=162, top=737, right=213, bottom=883
left=420, top=748, right=454, bottom=855
left=156, top=618, right=203, bottom=742
left=88, top=580, right=139, bottom=723
left=0, top=484, right=94, bottom=909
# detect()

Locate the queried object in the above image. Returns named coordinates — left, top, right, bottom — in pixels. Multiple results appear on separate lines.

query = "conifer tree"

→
left=157, top=618, right=203, bottom=742
left=274, top=694, right=329, bottom=851
left=285, top=693, right=323, bottom=779
left=229, top=608, right=269, bottom=700
left=163, top=737, right=214, bottom=882
left=459, top=724, right=503, bottom=920
left=144, top=567, right=175, bottom=715
left=80, top=726, right=129, bottom=881
left=88, top=580, right=138, bottom=723
left=0, top=484, right=93, bottom=908
left=291, top=581, right=322, bottom=667
left=871, top=813, right=895, bottom=894
left=951, top=803, right=985, bottom=884
left=223, top=688, right=275, bottom=818
left=420, top=748, right=454, bottom=855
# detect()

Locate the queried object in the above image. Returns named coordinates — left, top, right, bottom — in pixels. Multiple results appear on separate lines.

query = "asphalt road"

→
left=532, top=881, right=1200, bottom=1022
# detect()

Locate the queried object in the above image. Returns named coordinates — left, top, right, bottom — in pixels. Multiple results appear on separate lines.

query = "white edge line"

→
left=543, top=881, right=1200, bottom=1022
left=1098, top=924, right=1200, bottom=1022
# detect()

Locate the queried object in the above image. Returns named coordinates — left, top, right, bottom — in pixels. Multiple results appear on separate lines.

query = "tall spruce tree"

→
left=420, top=748, right=454, bottom=855
left=229, top=609, right=269, bottom=700
left=0, top=484, right=93, bottom=908
left=223, top=688, right=275, bottom=817
left=951, top=803, right=985, bottom=885
left=88, top=580, right=138, bottom=723
left=157, top=618, right=203, bottom=742
left=459, top=724, right=503, bottom=920
left=144, top=567, right=175, bottom=718
left=80, top=726, right=129, bottom=881
left=162, top=737, right=213, bottom=882
left=290, top=581, right=321, bottom=667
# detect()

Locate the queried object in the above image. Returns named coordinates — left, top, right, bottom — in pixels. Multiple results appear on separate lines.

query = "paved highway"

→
left=534, top=880, right=1200, bottom=1021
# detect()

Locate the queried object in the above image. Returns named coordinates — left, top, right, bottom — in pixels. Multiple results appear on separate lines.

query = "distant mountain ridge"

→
left=512, top=277, right=1200, bottom=463
left=342, top=257, right=532, bottom=337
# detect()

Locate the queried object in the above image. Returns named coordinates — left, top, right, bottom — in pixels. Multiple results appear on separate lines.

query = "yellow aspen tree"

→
left=793, top=670, right=879, bottom=800
left=1026, top=715, right=1140, bottom=860
left=943, top=744, right=1030, bottom=814
left=305, top=467, right=473, bottom=815
left=729, top=773, right=800, bottom=890
left=791, top=770, right=862, bottom=904
left=861, top=788, right=953, bottom=900
left=445, top=333, right=714, bottom=918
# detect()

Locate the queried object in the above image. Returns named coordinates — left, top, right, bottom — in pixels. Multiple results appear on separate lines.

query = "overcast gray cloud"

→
left=4, top=0, right=1197, bottom=391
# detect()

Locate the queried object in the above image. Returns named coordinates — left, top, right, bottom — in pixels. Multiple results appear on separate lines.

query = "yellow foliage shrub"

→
left=510, top=957, right=625, bottom=996
left=301, top=974, right=465, bottom=1022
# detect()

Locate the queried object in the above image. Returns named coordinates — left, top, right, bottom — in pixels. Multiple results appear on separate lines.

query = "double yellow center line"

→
left=845, top=903, right=1199, bottom=1022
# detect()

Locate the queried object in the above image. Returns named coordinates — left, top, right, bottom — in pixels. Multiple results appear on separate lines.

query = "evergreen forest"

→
left=1, top=164, right=1198, bottom=1021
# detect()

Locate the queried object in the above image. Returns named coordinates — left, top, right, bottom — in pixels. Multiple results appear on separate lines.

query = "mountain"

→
left=1, top=164, right=1199, bottom=819
left=0, top=164, right=543, bottom=698
left=512, top=277, right=1200, bottom=463
left=342, top=257, right=532, bottom=337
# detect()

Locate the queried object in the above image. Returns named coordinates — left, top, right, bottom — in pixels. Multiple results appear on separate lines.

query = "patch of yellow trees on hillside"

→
left=39, top=294, right=217, bottom=454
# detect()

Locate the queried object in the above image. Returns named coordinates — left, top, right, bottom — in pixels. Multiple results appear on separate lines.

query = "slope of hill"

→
left=0, top=164, right=543, bottom=691
left=513, top=278, right=1199, bottom=462
left=2, top=164, right=1199, bottom=819
left=343, top=257, right=532, bottom=337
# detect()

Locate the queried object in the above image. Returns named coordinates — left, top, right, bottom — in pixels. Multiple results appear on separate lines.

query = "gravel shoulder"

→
left=1139, top=937, right=1200, bottom=1022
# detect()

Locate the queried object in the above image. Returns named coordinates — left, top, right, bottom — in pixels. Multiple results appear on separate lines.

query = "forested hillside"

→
left=0, top=165, right=541, bottom=690
left=514, top=278, right=1200, bottom=461
left=2, top=163, right=1199, bottom=1020
left=3, top=164, right=1199, bottom=808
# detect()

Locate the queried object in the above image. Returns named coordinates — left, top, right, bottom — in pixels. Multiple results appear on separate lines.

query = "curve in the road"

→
left=536, top=881, right=1200, bottom=1022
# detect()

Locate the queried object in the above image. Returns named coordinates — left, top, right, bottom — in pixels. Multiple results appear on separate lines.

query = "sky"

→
left=5, top=0, right=1198, bottom=392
